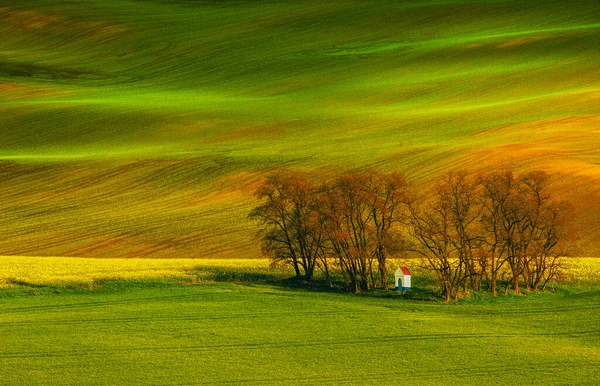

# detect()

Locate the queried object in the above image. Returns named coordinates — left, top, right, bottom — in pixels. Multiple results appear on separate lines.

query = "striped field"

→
left=0, top=0, right=598, bottom=258
left=2, top=2, right=599, bottom=384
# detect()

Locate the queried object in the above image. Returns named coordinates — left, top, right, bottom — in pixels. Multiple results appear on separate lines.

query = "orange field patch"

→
left=1, top=9, right=63, bottom=30
left=458, top=115, right=600, bottom=255
left=187, top=172, right=264, bottom=207
left=0, top=81, right=71, bottom=100
left=0, top=7, right=127, bottom=39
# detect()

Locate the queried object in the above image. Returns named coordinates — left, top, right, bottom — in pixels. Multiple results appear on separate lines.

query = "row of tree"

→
left=250, top=169, right=574, bottom=301
left=408, top=170, right=573, bottom=301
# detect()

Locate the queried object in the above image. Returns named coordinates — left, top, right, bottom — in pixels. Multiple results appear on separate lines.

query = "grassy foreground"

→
left=0, top=281, right=599, bottom=385
left=0, top=256, right=599, bottom=384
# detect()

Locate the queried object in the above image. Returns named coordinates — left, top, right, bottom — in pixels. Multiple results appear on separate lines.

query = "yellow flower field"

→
left=561, top=257, right=600, bottom=283
left=0, top=256, right=280, bottom=288
left=0, top=255, right=597, bottom=289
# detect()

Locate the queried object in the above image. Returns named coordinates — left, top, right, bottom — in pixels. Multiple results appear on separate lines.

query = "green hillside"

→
left=1, top=0, right=598, bottom=257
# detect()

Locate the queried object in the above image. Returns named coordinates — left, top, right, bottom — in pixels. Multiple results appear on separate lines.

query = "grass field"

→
left=1, top=280, right=599, bottom=385
left=1, top=257, right=599, bottom=384
left=1, top=0, right=599, bottom=258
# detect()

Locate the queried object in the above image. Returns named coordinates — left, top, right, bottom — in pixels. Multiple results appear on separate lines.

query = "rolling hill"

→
left=1, top=0, right=598, bottom=257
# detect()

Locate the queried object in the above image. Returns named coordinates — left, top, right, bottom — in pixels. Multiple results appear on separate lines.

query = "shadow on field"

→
left=0, top=265, right=439, bottom=301
left=226, top=276, right=441, bottom=302
left=187, top=265, right=443, bottom=301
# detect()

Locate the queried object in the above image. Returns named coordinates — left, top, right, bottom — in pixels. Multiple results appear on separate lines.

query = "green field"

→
left=1, top=0, right=599, bottom=258
left=1, top=281, right=599, bottom=385
left=1, top=256, right=600, bottom=384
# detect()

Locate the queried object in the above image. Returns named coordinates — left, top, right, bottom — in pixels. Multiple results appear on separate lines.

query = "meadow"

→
left=0, top=262, right=599, bottom=385
left=0, top=0, right=598, bottom=259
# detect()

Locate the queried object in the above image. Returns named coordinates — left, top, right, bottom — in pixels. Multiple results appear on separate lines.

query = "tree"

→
left=514, top=171, right=574, bottom=291
left=316, top=171, right=408, bottom=293
left=317, top=174, right=376, bottom=293
left=479, top=170, right=574, bottom=295
left=479, top=171, right=514, bottom=296
left=366, top=171, right=409, bottom=288
left=249, top=172, right=325, bottom=281
left=406, top=171, right=482, bottom=302
left=249, top=168, right=573, bottom=300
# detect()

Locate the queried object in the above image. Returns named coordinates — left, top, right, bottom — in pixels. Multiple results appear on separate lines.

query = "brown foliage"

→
left=249, top=171, right=325, bottom=281
left=250, top=170, right=408, bottom=293
left=406, top=171, right=483, bottom=302
left=317, top=171, right=408, bottom=293
left=250, top=168, right=574, bottom=299
left=407, top=169, right=576, bottom=301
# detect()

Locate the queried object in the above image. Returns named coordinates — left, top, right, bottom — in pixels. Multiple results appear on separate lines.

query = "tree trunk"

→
left=292, top=261, right=301, bottom=280
left=379, top=261, right=388, bottom=289
left=512, top=275, right=521, bottom=294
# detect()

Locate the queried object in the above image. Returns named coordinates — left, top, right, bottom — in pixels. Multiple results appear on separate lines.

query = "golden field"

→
left=0, top=256, right=288, bottom=289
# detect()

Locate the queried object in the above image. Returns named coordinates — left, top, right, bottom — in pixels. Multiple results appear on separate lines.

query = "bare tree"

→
left=368, top=171, right=409, bottom=288
left=406, top=171, right=482, bottom=302
left=249, top=168, right=573, bottom=299
left=480, top=170, right=575, bottom=295
left=318, top=173, right=375, bottom=293
left=316, top=171, right=408, bottom=293
left=443, top=171, right=484, bottom=291
left=249, top=172, right=324, bottom=281
left=479, top=171, right=514, bottom=296
left=516, top=171, right=574, bottom=291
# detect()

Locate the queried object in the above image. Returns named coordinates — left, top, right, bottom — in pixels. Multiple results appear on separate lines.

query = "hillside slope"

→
left=1, top=0, right=598, bottom=257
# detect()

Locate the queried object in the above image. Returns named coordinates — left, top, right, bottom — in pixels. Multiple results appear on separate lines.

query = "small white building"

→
left=394, top=266, right=411, bottom=290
